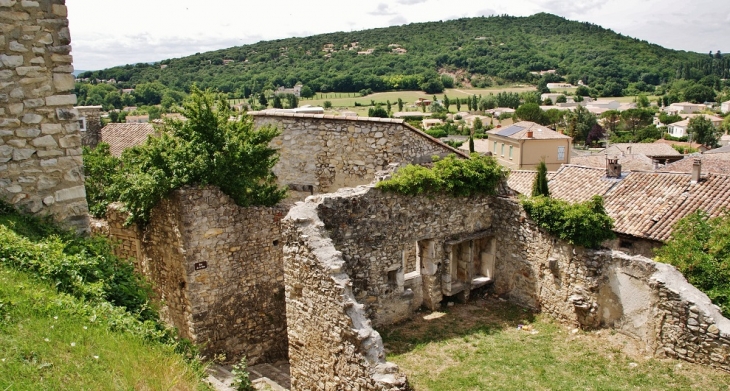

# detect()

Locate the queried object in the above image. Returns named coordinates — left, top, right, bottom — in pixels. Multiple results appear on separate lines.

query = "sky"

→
left=66, top=0, right=730, bottom=71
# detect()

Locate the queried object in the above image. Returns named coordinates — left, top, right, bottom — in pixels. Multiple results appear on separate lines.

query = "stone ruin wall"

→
left=490, top=196, right=730, bottom=371
left=252, top=113, right=463, bottom=201
left=0, top=0, right=88, bottom=232
left=76, top=105, right=101, bottom=148
left=93, top=186, right=288, bottom=364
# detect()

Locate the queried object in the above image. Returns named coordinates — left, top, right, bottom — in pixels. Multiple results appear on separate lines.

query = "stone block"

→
left=12, top=147, right=35, bottom=160
left=46, top=94, right=76, bottom=106
left=0, top=54, right=23, bottom=67
left=58, top=134, right=80, bottom=148
left=0, top=145, right=12, bottom=162
left=51, top=4, right=67, bottom=17
left=10, top=87, right=24, bottom=99
left=8, top=102, right=22, bottom=115
left=0, top=11, right=29, bottom=21
left=50, top=53, right=71, bottom=63
left=0, top=69, right=12, bottom=79
left=0, top=117, right=20, bottom=127
left=55, top=185, right=86, bottom=202
left=52, top=65, right=73, bottom=73
left=36, top=149, right=63, bottom=157
left=15, top=65, right=43, bottom=76
left=19, top=76, right=47, bottom=85
left=15, top=127, right=39, bottom=137
left=21, top=113, right=42, bottom=124
left=55, top=107, right=77, bottom=120
left=42, top=195, right=54, bottom=205
left=37, top=175, right=57, bottom=190
left=20, top=1, right=38, bottom=7
left=0, top=1, right=17, bottom=7
left=29, top=57, right=44, bottom=65
left=41, top=123, right=61, bottom=134
left=52, top=73, right=74, bottom=91
left=8, top=39, right=26, bottom=51
left=37, top=32, right=52, bottom=45
left=31, top=135, right=57, bottom=148
left=57, top=27, right=70, bottom=45
left=6, top=139, right=25, bottom=147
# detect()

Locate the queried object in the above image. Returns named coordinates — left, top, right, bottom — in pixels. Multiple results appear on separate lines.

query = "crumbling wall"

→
left=283, top=195, right=410, bottom=391
left=314, top=186, right=495, bottom=326
left=0, top=0, right=88, bottom=232
left=95, top=187, right=288, bottom=364
left=490, top=196, right=730, bottom=371
left=252, top=113, right=463, bottom=200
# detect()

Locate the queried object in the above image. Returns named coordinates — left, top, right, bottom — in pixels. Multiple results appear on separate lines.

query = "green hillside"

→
left=78, top=13, right=726, bottom=101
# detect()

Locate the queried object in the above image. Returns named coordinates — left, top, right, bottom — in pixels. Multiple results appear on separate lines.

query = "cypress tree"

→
left=532, top=160, right=550, bottom=197
left=469, top=134, right=475, bottom=153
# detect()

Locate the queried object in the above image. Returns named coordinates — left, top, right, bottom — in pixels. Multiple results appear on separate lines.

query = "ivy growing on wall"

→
left=520, top=195, right=614, bottom=249
left=375, top=154, right=508, bottom=197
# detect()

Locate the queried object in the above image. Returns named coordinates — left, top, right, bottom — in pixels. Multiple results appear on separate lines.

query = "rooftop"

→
left=487, top=121, right=571, bottom=140
left=601, top=143, right=681, bottom=157
left=659, top=155, right=730, bottom=175
left=570, top=153, right=655, bottom=172
left=99, top=123, right=158, bottom=157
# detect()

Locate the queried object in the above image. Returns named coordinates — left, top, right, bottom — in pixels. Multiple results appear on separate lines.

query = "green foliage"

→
left=85, top=87, right=286, bottom=224
left=655, top=211, right=730, bottom=317
left=521, top=195, right=615, bottom=248
left=531, top=161, right=550, bottom=197
left=231, top=356, right=255, bottom=391
left=323, top=100, right=332, bottom=109
left=688, top=116, right=720, bottom=148
left=671, top=144, right=699, bottom=154
left=445, top=140, right=465, bottom=149
left=78, top=14, right=711, bottom=99
left=515, top=103, right=548, bottom=125
left=425, top=128, right=448, bottom=138
left=368, top=105, right=389, bottom=118
left=0, top=201, right=156, bottom=323
left=376, top=154, right=508, bottom=197
left=82, top=143, right=122, bottom=218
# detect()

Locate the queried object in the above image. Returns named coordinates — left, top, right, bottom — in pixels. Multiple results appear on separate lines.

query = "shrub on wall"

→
left=83, top=86, right=287, bottom=224
left=655, top=210, right=730, bottom=317
left=376, top=154, right=508, bottom=197
left=520, top=195, right=615, bottom=249
left=82, top=143, right=122, bottom=218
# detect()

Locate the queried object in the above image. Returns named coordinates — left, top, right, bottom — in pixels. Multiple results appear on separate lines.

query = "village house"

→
left=486, top=121, right=572, bottom=171
left=422, top=118, right=444, bottom=130
left=667, top=114, right=723, bottom=138
left=722, top=100, right=730, bottom=114
left=664, top=101, right=707, bottom=114
left=600, top=143, right=683, bottom=167
left=275, top=83, right=303, bottom=97
left=125, top=115, right=149, bottom=123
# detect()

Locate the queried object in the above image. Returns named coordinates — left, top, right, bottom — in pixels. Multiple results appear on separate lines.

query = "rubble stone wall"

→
left=0, top=0, right=88, bottom=232
left=76, top=105, right=101, bottom=148
left=94, top=187, right=288, bottom=364
left=283, top=194, right=410, bottom=391
left=313, top=186, right=495, bottom=326
left=490, top=197, right=730, bottom=371
left=252, top=113, right=464, bottom=200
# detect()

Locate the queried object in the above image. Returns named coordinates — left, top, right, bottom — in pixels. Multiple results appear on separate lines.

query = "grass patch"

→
left=0, top=266, right=207, bottom=390
left=383, top=298, right=730, bottom=391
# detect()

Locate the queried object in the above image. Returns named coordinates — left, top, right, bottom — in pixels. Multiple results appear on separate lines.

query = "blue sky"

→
left=66, top=0, right=730, bottom=70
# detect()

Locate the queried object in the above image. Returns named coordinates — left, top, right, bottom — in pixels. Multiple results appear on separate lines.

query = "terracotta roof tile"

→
left=659, top=156, right=730, bottom=175
left=99, top=123, right=158, bottom=157
left=547, top=165, right=621, bottom=203
left=602, top=143, right=681, bottom=157
left=487, top=121, right=571, bottom=140
left=570, top=153, right=654, bottom=172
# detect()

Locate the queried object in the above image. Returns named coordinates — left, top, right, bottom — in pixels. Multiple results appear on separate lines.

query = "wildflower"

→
left=44, top=338, right=50, bottom=342
left=53, top=316, right=58, bottom=320
left=83, top=326, right=87, bottom=330
left=93, top=355, right=99, bottom=360
left=70, top=342, right=76, bottom=347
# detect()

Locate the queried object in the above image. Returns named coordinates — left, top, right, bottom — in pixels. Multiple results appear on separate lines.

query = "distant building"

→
left=667, top=114, right=723, bottom=138
left=664, top=102, right=706, bottom=115
left=125, top=115, right=149, bottom=123
left=486, top=121, right=572, bottom=171
left=721, top=100, right=730, bottom=114
left=421, top=119, right=443, bottom=130
left=275, top=84, right=303, bottom=97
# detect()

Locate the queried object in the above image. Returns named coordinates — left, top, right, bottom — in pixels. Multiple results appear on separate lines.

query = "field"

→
left=382, top=297, right=730, bottom=391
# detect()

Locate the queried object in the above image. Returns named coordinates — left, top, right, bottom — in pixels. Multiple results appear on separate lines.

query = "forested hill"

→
left=79, top=13, right=719, bottom=98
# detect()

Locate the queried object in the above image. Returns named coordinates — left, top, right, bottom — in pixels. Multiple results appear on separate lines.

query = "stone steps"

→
left=206, top=361, right=291, bottom=391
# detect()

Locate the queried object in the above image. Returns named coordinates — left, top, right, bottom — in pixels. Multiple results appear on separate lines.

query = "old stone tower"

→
left=0, top=0, right=89, bottom=232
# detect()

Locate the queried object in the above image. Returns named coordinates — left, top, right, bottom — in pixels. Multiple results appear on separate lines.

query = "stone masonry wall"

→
left=0, top=0, right=88, bottom=232
left=95, top=187, right=288, bottom=364
left=314, top=186, right=495, bottom=326
left=490, top=196, right=730, bottom=371
left=252, top=113, right=465, bottom=200
left=76, top=105, right=101, bottom=148
left=283, top=195, right=410, bottom=391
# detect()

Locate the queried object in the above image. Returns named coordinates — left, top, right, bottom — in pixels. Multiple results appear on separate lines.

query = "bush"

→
left=521, top=195, right=615, bottom=248
left=376, top=154, right=507, bottom=197
left=655, top=210, right=730, bottom=317
left=425, top=128, right=448, bottom=138
left=85, top=86, right=287, bottom=224
left=82, top=143, right=122, bottom=218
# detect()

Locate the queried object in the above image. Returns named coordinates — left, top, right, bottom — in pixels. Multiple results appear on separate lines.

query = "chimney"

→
left=626, top=146, right=632, bottom=156
left=606, top=158, right=622, bottom=178
left=691, top=158, right=702, bottom=183
left=526, top=130, right=534, bottom=138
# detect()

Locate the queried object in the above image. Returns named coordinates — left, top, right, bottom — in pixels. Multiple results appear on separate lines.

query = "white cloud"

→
left=389, top=16, right=408, bottom=26
left=369, top=3, right=397, bottom=16
left=396, top=0, right=428, bottom=4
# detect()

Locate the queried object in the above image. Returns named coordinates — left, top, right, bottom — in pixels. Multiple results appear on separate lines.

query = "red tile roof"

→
left=542, top=164, right=730, bottom=242
left=99, top=123, right=158, bottom=157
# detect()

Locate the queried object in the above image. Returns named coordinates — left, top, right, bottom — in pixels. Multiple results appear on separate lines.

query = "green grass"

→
left=383, top=298, right=730, bottom=391
left=0, top=266, right=207, bottom=390
left=0, top=203, right=209, bottom=390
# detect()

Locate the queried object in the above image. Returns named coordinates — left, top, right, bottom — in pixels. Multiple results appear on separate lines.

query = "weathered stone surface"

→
left=0, top=0, right=88, bottom=232
left=45, top=94, right=76, bottom=106
left=31, top=134, right=57, bottom=148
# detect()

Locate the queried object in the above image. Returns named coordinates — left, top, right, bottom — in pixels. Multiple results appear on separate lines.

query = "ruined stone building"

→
left=3, top=4, right=730, bottom=389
